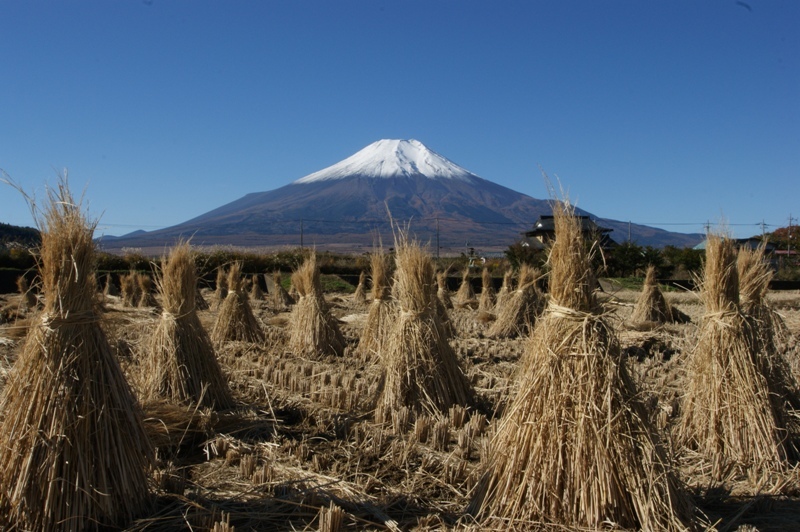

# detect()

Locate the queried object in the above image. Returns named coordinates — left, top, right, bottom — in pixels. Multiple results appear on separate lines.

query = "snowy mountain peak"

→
left=293, top=139, right=480, bottom=184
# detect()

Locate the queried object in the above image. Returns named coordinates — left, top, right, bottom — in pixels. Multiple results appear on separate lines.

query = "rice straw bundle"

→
left=436, top=270, right=453, bottom=309
left=631, top=265, right=683, bottom=325
left=16, top=274, right=37, bottom=311
left=470, top=202, right=694, bottom=530
left=249, top=274, right=264, bottom=301
left=288, top=252, right=346, bottom=358
left=356, top=252, right=396, bottom=359
left=0, top=181, right=153, bottom=530
left=376, top=234, right=474, bottom=423
left=121, top=271, right=142, bottom=307
left=137, top=272, right=158, bottom=308
left=103, top=272, right=119, bottom=297
left=493, top=269, right=514, bottom=310
left=477, top=267, right=495, bottom=313
left=486, top=264, right=542, bottom=339
left=269, top=270, right=294, bottom=309
left=213, top=266, right=228, bottom=308
left=454, top=267, right=476, bottom=308
left=353, top=270, right=368, bottom=305
left=738, top=245, right=800, bottom=412
left=678, top=234, right=793, bottom=481
left=143, top=242, right=233, bottom=409
left=211, top=262, right=264, bottom=345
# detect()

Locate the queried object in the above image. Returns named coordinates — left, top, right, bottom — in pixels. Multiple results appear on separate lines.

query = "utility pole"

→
left=300, top=218, right=304, bottom=249
left=628, top=221, right=631, bottom=243
left=789, top=214, right=794, bottom=255
left=760, top=219, right=767, bottom=237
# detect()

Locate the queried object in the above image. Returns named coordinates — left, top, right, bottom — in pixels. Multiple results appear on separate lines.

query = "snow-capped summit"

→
left=293, top=139, right=480, bottom=184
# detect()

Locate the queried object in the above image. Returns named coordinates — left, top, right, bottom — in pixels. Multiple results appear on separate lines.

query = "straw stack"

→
left=470, top=202, right=694, bottom=530
left=137, top=272, right=158, bottom=308
left=249, top=274, right=264, bottom=301
left=376, top=234, right=474, bottom=423
left=477, top=267, right=495, bottom=313
left=739, top=245, right=800, bottom=413
left=486, top=264, right=542, bottom=339
left=678, top=234, right=794, bottom=480
left=436, top=270, right=453, bottom=309
left=631, top=265, right=687, bottom=325
left=143, top=242, right=233, bottom=409
left=0, top=182, right=153, bottom=530
left=121, top=270, right=142, bottom=307
left=16, top=274, right=37, bottom=312
left=269, top=270, right=294, bottom=309
left=102, top=272, right=119, bottom=297
left=213, top=266, right=228, bottom=308
left=493, top=269, right=514, bottom=310
left=353, top=270, right=368, bottom=306
left=356, top=251, right=395, bottom=359
left=288, top=252, right=346, bottom=358
left=211, top=262, right=264, bottom=345
left=454, top=268, right=476, bottom=308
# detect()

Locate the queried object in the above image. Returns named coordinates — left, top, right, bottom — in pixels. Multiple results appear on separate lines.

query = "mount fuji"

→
left=101, top=139, right=702, bottom=252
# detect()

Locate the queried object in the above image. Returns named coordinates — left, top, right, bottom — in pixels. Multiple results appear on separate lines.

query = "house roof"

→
left=693, top=237, right=777, bottom=252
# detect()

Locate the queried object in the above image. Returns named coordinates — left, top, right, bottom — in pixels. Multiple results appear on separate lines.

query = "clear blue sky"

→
left=1, top=1, right=797, bottom=241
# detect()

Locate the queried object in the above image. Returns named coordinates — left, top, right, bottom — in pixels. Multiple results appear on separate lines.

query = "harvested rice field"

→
left=1, top=280, right=800, bottom=530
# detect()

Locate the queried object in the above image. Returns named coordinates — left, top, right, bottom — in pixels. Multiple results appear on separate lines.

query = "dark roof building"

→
left=522, top=215, right=616, bottom=250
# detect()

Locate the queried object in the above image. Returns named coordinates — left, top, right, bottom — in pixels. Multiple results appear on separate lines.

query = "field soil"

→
left=1, top=284, right=800, bottom=530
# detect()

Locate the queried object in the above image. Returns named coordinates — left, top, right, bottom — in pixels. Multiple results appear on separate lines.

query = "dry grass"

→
left=454, top=268, right=476, bottom=308
left=470, top=201, right=696, bottom=530
left=142, top=242, right=233, bottom=409
left=353, top=270, right=368, bottom=306
left=357, top=251, right=395, bottom=360
left=288, top=252, right=346, bottom=358
left=268, top=270, right=294, bottom=310
left=214, top=266, right=229, bottom=308
left=631, top=265, right=687, bottom=325
left=211, top=262, right=264, bottom=345
left=121, top=270, right=142, bottom=307
left=436, top=270, right=453, bottom=309
left=249, top=274, right=264, bottom=301
left=15, top=274, right=37, bottom=312
left=376, top=233, right=474, bottom=424
left=0, top=180, right=153, bottom=530
left=486, top=264, right=543, bottom=339
left=678, top=234, right=794, bottom=482
left=478, top=267, right=495, bottom=313
left=493, top=269, right=513, bottom=310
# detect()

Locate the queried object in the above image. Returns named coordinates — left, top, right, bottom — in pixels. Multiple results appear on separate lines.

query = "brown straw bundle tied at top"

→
left=144, top=242, right=233, bottom=409
left=356, top=250, right=395, bottom=360
left=376, top=233, right=474, bottom=424
left=678, top=235, right=797, bottom=481
left=454, top=267, right=476, bottom=308
left=486, top=263, right=543, bottom=339
left=477, top=266, right=495, bottom=313
left=631, top=264, right=688, bottom=325
left=470, top=201, right=696, bottom=530
left=288, top=252, right=346, bottom=358
left=211, top=261, right=265, bottom=345
left=353, top=270, right=368, bottom=306
left=0, top=181, right=153, bottom=531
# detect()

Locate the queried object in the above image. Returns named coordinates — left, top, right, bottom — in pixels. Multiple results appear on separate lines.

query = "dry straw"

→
left=121, top=270, right=142, bottom=307
left=211, top=262, right=264, bottom=344
left=268, top=270, right=294, bottom=309
left=470, top=201, right=695, bottom=530
left=631, top=265, right=687, bottom=325
left=477, top=267, right=495, bottom=313
left=454, top=267, right=476, bottom=308
left=353, top=270, right=368, bottom=305
left=493, top=268, right=514, bottom=310
left=143, top=242, right=233, bottom=409
left=16, top=274, right=37, bottom=312
left=137, top=271, right=158, bottom=308
left=356, top=251, right=395, bottom=359
left=288, top=252, right=346, bottom=358
left=102, top=272, right=120, bottom=297
left=678, top=234, right=795, bottom=481
left=249, top=274, right=264, bottom=301
left=436, top=269, right=453, bottom=309
left=213, top=266, right=228, bottom=308
left=0, top=180, right=153, bottom=530
left=376, top=232, right=474, bottom=423
left=486, top=264, right=542, bottom=339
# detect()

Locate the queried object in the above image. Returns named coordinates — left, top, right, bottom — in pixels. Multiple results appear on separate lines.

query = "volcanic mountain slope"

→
left=102, top=139, right=702, bottom=252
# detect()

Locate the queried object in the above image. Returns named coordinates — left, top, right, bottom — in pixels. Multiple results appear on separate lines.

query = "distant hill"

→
left=100, top=139, right=703, bottom=253
left=0, top=222, right=40, bottom=248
